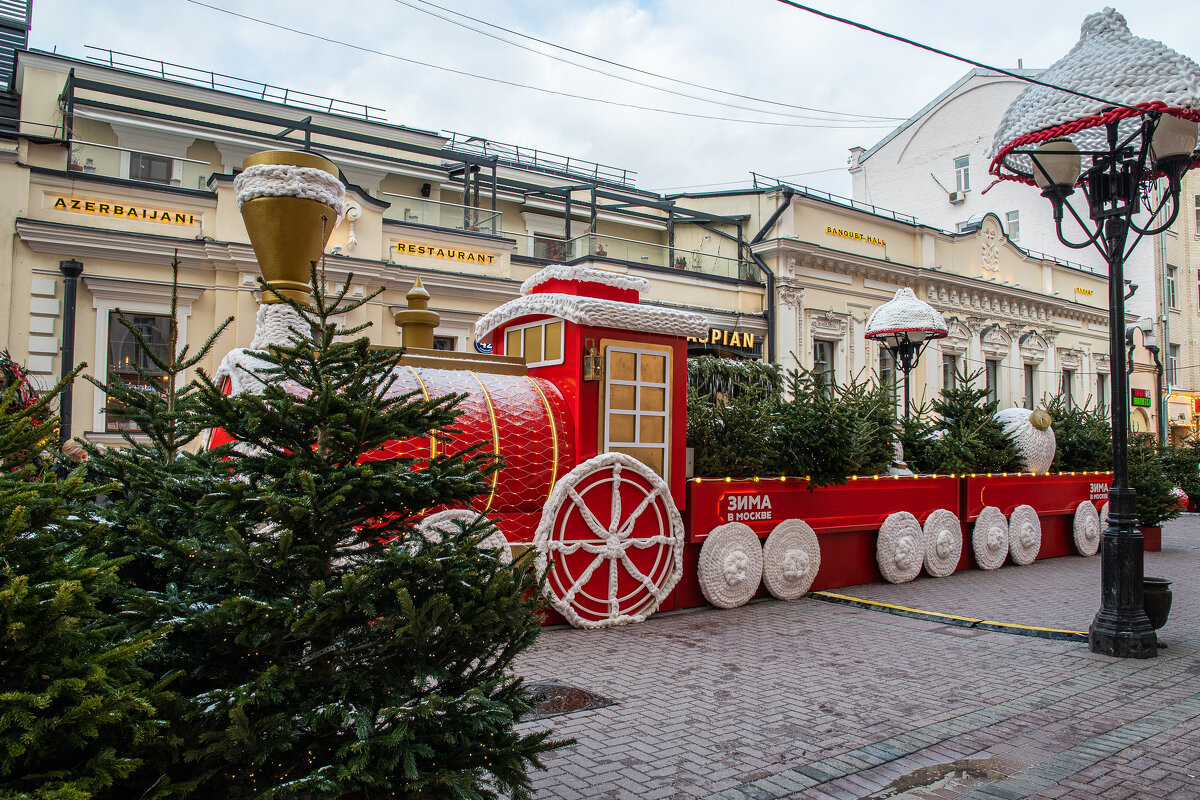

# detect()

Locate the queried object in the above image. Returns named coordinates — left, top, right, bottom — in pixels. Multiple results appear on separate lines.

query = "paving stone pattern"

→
left=514, top=517, right=1200, bottom=799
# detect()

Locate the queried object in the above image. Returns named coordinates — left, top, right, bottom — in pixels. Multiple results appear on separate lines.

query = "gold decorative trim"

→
left=527, top=377, right=560, bottom=499
left=469, top=371, right=501, bottom=511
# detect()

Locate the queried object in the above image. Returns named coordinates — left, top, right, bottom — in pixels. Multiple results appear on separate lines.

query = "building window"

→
left=129, top=152, right=173, bottom=185
left=1097, top=373, right=1108, bottom=409
left=432, top=335, right=456, bottom=351
left=880, top=348, right=897, bottom=407
left=1168, top=344, right=1180, bottom=386
left=604, top=345, right=670, bottom=478
left=813, top=340, right=834, bottom=395
left=954, top=156, right=970, bottom=192
left=1005, top=210, right=1020, bottom=242
left=504, top=319, right=564, bottom=368
left=1062, top=369, right=1074, bottom=410
left=533, top=234, right=566, bottom=261
left=942, top=353, right=958, bottom=391
left=1024, top=364, right=1035, bottom=409
left=1194, top=194, right=1199, bottom=232
left=106, top=311, right=170, bottom=432
left=1167, top=265, right=1178, bottom=309
left=985, top=359, right=999, bottom=405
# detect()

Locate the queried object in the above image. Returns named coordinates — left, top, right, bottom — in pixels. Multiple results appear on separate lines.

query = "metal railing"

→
left=443, top=131, right=637, bottom=189
left=560, top=233, right=758, bottom=283
left=751, top=171, right=920, bottom=225
left=382, top=193, right=502, bottom=235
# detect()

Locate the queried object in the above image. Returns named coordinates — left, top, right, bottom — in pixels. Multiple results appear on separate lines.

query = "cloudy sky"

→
left=27, top=1, right=1200, bottom=198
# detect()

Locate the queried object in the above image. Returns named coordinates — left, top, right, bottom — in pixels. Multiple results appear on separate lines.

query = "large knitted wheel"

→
left=922, top=509, right=962, bottom=578
left=761, top=519, right=821, bottom=600
left=1008, top=504, right=1042, bottom=565
left=533, top=453, right=684, bottom=629
left=972, top=506, right=1009, bottom=570
left=877, top=511, right=924, bottom=584
left=698, top=523, right=764, bottom=609
left=419, top=509, right=512, bottom=564
left=1072, top=502, right=1101, bottom=557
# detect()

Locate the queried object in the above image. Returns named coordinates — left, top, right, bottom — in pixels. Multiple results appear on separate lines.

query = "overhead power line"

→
left=398, top=0, right=906, bottom=123
left=184, top=1, right=896, bottom=129
left=661, top=167, right=846, bottom=192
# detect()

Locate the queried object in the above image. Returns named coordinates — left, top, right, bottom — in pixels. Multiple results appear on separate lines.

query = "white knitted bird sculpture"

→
left=995, top=407, right=1056, bottom=474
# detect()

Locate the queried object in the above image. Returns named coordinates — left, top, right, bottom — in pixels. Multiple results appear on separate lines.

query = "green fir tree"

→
left=900, top=367, right=1022, bottom=475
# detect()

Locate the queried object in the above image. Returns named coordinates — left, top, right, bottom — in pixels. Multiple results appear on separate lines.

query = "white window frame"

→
left=943, top=352, right=958, bottom=390
left=1168, top=344, right=1180, bottom=386
left=1062, top=368, right=1075, bottom=410
left=603, top=344, right=671, bottom=481
left=954, top=156, right=970, bottom=192
left=503, top=318, right=565, bottom=368
left=813, top=339, right=836, bottom=394
left=985, top=359, right=1000, bottom=405
left=1097, top=372, right=1108, bottom=409
left=1005, top=210, right=1020, bottom=242
left=1024, top=363, right=1035, bottom=410
left=1167, top=265, right=1178, bottom=309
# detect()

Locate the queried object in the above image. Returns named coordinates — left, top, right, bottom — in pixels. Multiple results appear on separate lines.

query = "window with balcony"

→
left=533, top=234, right=567, bottom=261
left=106, top=311, right=170, bottom=432
left=129, top=152, right=174, bottom=185
left=954, top=156, right=970, bottom=192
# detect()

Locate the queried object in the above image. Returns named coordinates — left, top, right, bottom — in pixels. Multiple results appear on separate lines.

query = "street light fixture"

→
left=989, top=9, right=1200, bottom=658
left=865, top=288, right=948, bottom=418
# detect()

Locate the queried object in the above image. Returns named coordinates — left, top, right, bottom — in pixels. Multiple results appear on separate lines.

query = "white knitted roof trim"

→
left=866, top=288, right=948, bottom=337
left=214, top=348, right=276, bottom=397
left=418, top=509, right=512, bottom=564
left=972, top=506, right=1009, bottom=570
left=990, top=9, right=1200, bottom=172
left=1073, top=501, right=1101, bottom=556
left=1008, top=504, right=1042, bottom=566
left=533, top=452, right=684, bottom=629
left=520, top=264, right=652, bottom=297
left=922, top=509, right=962, bottom=578
left=234, top=163, right=346, bottom=217
left=475, top=292, right=710, bottom=341
left=761, top=519, right=820, bottom=600
left=698, top=523, right=764, bottom=609
left=250, top=304, right=311, bottom=350
left=995, top=408, right=1057, bottom=474
left=877, top=511, right=924, bottom=584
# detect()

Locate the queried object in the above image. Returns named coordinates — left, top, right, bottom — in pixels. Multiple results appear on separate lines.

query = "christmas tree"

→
left=0, top=357, right=169, bottom=799
left=900, top=367, right=1022, bottom=475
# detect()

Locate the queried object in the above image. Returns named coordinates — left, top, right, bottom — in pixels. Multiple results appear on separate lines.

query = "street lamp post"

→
left=865, top=288, right=948, bottom=419
left=989, top=9, right=1200, bottom=658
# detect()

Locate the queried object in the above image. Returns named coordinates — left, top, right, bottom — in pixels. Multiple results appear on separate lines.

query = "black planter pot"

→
left=1143, top=578, right=1173, bottom=630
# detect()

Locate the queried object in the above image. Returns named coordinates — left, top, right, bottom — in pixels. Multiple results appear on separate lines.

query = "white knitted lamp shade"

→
left=761, top=519, right=821, bottom=600
left=1073, top=501, right=1101, bottom=557
left=994, top=408, right=1057, bottom=474
left=865, top=288, right=948, bottom=341
left=698, top=523, right=764, bottom=609
left=1008, top=504, right=1043, bottom=566
left=922, top=509, right=963, bottom=578
left=990, top=9, right=1200, bottom=185
left=972, top=506, right=1009, bottom=570
left=876, top=511, right=924, bottom=584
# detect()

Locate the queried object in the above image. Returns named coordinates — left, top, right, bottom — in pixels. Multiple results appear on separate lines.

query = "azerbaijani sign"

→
left=50, top=195, right=199, bottom=225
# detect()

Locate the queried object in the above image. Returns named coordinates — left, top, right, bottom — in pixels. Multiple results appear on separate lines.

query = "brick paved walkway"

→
left=515, top=516, right=1200, bottom=799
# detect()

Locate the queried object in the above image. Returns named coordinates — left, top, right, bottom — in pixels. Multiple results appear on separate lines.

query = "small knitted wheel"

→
left=698, top=523, right=764, bottom=609
left=1008, top=504, right=1042, bottom=566
left=418, top=509, right=512, bottom=564
left=972, top=506, right=1009, bottom=570
left=1073, top=501, right=1101, bottom=557
left=761, top=519, right=821, bottom=600
left=922, top=509, right=962, bottom=578
left=1100, top=501, right=1110, bottom=533
left=876, top=511, right=924, bottom=584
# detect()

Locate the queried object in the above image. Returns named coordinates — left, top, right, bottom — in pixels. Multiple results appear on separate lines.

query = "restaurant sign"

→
left=50, top=195, right=199, bottom=225
left=825, top=225, right=886, bottom=247
left=687, top=327, right=763, bottom=359
left=394, top=240, right=496, bottom=264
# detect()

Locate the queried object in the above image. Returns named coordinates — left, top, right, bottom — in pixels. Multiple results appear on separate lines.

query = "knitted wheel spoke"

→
left=533, top=453, right=684, bottom=629
left=1008, top=504, right=1042, bottom=566
left=1073, top=501, right=1101, bottom=557
left=761, top=519, right=820, bottom=600
left=922, top=509, right=963, bottom=578
left=972, top=506, right=1009, bottom=570
left=877, top=511, right=924, bottom=584
left=698, top=523, right=764, bottom=609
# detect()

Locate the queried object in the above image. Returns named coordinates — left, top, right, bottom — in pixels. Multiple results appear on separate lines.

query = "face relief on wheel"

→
left=723, top=550, right=750, bottom=585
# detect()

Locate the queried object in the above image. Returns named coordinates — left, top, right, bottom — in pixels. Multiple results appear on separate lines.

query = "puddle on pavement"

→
left=862, top=757, right=1022, bottom=799
left=523, top=680, right=614, bottom=720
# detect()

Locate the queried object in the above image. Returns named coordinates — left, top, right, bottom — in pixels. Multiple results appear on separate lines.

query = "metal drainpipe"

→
left=58, top=259, right=84, bottom=444
left=1158, top=222, right=1170, bottom=442
left=749, top=187, right=795, bottom=364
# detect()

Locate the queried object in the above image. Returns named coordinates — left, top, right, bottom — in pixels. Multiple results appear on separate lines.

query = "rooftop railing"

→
left=381, top=193, right=502, bottom=235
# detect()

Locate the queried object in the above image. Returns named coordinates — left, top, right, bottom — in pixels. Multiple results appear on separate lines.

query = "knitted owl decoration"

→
left=994, top=407, right=1056, bottom=474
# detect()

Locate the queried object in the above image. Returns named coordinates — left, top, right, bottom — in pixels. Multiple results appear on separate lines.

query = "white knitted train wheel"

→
left=533, top=453, right=684, bottom=629
left=1008, top=504, right=1042, bottom=566
left=761, top=519, right=820, bottom=600
left=1072, top=502, right=1101, bottom=557
left=1100, top=501, right=1110, bottom=534
left=418, top=509, right=512, bottom=564
left=877, top=511, right=924, bottom=584
left=922, top=509, right=962, bottom=578
left=698, top=523, right=764, bottom=609
left=972, top=506, right=1009, bottom=570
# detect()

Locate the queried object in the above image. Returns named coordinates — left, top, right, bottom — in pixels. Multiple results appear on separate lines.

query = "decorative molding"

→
left=942, top=318, right=970, bottom=355
left=1019, top=330, right=1048, bottom=363
left=981, top=324, right=1012, bottom=359
left=981, top=217, right=1001, bottom=272
left=777, top=282, right=805, bottom=309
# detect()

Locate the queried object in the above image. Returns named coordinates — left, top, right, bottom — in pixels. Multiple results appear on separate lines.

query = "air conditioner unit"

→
left=948, top=191, right=966, bottom=204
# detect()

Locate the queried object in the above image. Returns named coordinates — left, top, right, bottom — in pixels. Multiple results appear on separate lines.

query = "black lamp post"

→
left=866, top=288, right=948, bottom=419
left=989, top=9, right=1200, bottom=658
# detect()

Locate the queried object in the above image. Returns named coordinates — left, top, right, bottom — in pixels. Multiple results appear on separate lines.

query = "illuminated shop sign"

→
left=688, top=328, right=757, bottom=349
left=825, top=225, right=886, bottom=247
left=394, top=240, right=496, bottom=264
left=1074, top=287, right=1094, bottom=296
left=50, top=195, right=199, bottom=225
left=1131, top=388, right=1152, bottom=407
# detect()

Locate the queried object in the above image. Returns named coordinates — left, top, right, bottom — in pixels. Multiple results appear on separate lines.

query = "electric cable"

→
left=661, top=167, right=846, bottom=192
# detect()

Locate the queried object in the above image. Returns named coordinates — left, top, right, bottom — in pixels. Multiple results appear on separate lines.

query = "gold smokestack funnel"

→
left=236, top=150, right=343, bottom=304
left=392, top=277, right=441, bottom=349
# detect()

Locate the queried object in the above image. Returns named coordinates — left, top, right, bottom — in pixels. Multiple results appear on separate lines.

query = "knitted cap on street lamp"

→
left=865, top=288, right=948, bottom=356
left=988, top=9, right=1200, bottom=189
